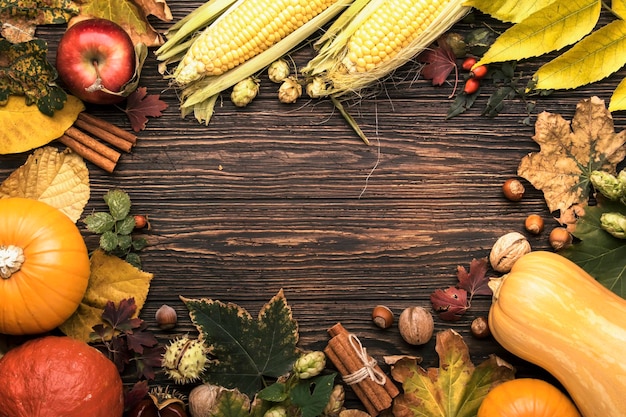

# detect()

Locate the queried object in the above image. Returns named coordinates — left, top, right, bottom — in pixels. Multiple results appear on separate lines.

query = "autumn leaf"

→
left=0, top=39, right=69, bottom=115
left=0, top=95, right=84, bottom=154
left=562, top=198, right=626, bottom=297
left=182, top=289, right=300, bottom=398
left=124, top=86, right=168, bottom=131
left=59, top=249, right=154, bottom=342
left=462, top=0, right=557, bottom=23
left=518, top=96, right=626, bottom=213
left=534, top=19, right=626, bottom=91
left=391, top=329, right=515, bottom=417
left=457, top=257, right=491, bottom=296
left=418, top=40, right=457, bottom=86
left=0, top=146, right=90, bottom=222
left=73, top=0, right=172, bottom=47
left=0, top=0, right=80, bottom=42
left=475, top=0, right=600, bottom=67
left=431, top=287, right=469, bottom=321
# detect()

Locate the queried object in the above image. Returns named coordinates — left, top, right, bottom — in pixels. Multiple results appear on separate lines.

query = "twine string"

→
left=342, top=333, right=387, bottom=386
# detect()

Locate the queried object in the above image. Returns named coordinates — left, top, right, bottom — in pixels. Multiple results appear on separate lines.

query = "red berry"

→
left=470, top=65, right=488, bottom=79
left=463, top=78, right=481, bottom=95
left=462, top=57, right=477, bottom=71
left=134, top=214, right=149, bottom=229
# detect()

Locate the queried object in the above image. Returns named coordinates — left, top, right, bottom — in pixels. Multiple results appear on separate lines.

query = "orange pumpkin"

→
left=0, top=197, right=90, bottom=335
left=478, top=378, right=581, bottom=417
left=0, top=335, right=124, bottom=417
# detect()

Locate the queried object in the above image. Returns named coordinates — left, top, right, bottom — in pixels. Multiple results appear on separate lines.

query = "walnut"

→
left=489, top=232, right=531, bottom=273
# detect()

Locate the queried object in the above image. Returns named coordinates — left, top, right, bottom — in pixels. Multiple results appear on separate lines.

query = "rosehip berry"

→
left=463, top=77, right=481, bottom=95
left=462, top=57, right=477, bottom=71
left=470, top=65, right=488, bottom=79
left=134, top=214, right=149, bottom=229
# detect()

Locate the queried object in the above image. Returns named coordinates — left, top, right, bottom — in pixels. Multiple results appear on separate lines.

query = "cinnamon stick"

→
left=64, top=126, right=121, bottom=163
left=58, top=135, right=117, bottom=173
left=77, top=112, right=137, bottom=145
left=71, top=119, right=134, bottom=153
left=326, top=323, right=398, bottom=416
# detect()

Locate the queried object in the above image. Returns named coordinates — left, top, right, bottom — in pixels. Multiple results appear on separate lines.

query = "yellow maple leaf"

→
left=518, top=96, right=626, bottom=213
left=476, top=0, right=600, bottom=66
left=0, top=146, right=90, bottom=222
left=534, top=19, right=626, bottom=91
left=0, top=95, right=84, bottom=155
left=59, top=249, right=154, bottom=342
left=73, top=0, right=172, bottom=47
left=462, top=0, right=557, bottom=23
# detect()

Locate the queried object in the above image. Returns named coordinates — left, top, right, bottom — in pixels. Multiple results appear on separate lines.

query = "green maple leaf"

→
left=0, top=39, right=66, bottom=116
left=291, top=374, right=336, bottom=417
left=561, top=199, right=626, bottom=297
left=391, top=329, right=515, bottom=417
left=182, top=289, right=300, bottom=398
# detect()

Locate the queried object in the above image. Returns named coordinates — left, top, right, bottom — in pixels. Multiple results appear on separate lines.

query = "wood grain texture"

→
left=3, top=4, right=625, bottom=410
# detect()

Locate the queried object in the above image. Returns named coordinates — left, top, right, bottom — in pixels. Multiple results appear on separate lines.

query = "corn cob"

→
left=173, top=0, right=340, bottom=85
left=302, top=0, right=471, bottom=96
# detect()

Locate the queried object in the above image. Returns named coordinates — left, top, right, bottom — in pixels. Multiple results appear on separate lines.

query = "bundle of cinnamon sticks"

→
left=325, top=323, right=399, bottom=416
left=58, top=112, right=137, bottom=173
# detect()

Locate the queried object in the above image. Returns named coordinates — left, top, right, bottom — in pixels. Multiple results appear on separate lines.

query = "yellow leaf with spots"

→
left=0, top=146, right=90, bottom=222
left=0, top=95, right=84, bottom=155
left=72, top=0, right=172, bottom=47
left=518, top=97, right=626, bottom=213
left=59, top=249, right=154, bottom=342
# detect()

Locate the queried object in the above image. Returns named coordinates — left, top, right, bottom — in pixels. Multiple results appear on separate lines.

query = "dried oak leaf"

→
left=0, top=0, right=79, bottom=43
left=124, top=86, right=168, bottom=132
left=391, top=329, right=515, bottom=417
left=182, top=289, right=300, bottom=398
left=59, top=249, right=154, bottom=342
left=518, top=96, right=626, bottom=213
left=72, top=0, right=172, bottom=47
left=0, top=146, right=89, bottom=222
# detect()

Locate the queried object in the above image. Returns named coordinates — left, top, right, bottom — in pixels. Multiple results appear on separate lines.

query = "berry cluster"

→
left=461, top=57, right=488, bottom=95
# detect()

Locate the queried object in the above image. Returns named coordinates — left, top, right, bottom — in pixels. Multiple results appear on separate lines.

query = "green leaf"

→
left=132, top=237, right=148, bottom=251
left=100, top=231, right=119, bottom=252
left=117, top=234, right=133, bottom=251
left=534, top=19, right=626, bottom=91
left=290, top=373, right=336, bottom=417
left=84, top=212, right=116, bottom=234
left=116, top=216, right=136, bottom=235
left=0, top=39, right=67, bottom=116
left=476, top=0, right=601, bottom=66
left=562, top=199, right=626, bottom=297
left=182, top=289, right=300, bottom=398
left=104, top=189, right=132, bottom=220
left=463, top=0, right=558, bottom=23
left=257, top=382, right=289, bottom=402
left=391, top=330, right=515, bottom=417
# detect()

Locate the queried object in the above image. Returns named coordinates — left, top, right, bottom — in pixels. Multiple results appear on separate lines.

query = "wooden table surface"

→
left=2, top=2, right=623, bottom=411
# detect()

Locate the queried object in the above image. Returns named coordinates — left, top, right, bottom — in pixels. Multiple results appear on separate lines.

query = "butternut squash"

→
left=488, top=251, right=626, bottom=417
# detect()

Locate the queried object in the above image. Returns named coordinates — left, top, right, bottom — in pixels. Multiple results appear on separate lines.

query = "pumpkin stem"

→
left=488, top=276, right=505, bottom=301
left=0, top=244, right=25, bottom=279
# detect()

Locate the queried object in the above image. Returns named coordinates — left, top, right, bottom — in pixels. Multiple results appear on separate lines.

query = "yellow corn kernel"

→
left=175, top=0, right=338, bottom=84
left=343, top=0, right=447, bottom=74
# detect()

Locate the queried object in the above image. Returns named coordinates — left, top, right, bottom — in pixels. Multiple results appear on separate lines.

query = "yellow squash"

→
left=488, top=251, right=626, bottom=417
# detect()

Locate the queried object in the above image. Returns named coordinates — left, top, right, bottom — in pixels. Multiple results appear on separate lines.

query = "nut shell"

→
left=155, top=304, right=177, bottom=330
left=489, top=232, right=531, bottom=273
left=371, top=305, right=394, bottom=329
left=398, top=306, right=434, bottom=345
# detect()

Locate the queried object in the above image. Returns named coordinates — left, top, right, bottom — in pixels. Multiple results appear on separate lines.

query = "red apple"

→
left=56, top=18, right=135, bottom=105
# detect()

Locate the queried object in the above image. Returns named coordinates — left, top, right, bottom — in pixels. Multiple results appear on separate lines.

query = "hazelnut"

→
left=549, top=227, right=572, bottom=251
left=371, top=305, right=394, bottom=329
left=524, top=214, right=544, bottom=234
left=155, top=304, right=177, bottom=330
left=489, top=232, right=531, bottom=273
left=502, top=178, right=525, bottom=201
left=398, top=306, right=434, bottom=346
left=470, top=316, right=491, bottom=339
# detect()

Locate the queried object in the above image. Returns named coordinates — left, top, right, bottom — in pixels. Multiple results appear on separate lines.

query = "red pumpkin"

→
left=0, top=336, right=124, bottom=417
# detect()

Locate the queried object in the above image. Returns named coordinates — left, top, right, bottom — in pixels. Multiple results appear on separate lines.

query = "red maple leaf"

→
left=418, top=39, right=457, bottom=86
left=123, top=87, right=168, bottom=132
left=430, top=286, right=468, bottom=321
left=457, top=257, right=492, bottom=296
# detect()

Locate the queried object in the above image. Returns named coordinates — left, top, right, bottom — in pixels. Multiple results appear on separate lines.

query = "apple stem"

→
left=85, top=60, right=124, bottom=96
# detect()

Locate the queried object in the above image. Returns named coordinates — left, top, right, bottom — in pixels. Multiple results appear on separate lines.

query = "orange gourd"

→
left=0, top=335, right=124, bottom=417
left=0, top=198, right=90, bottom=335
left=478, top=378, right=581, bottom=417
